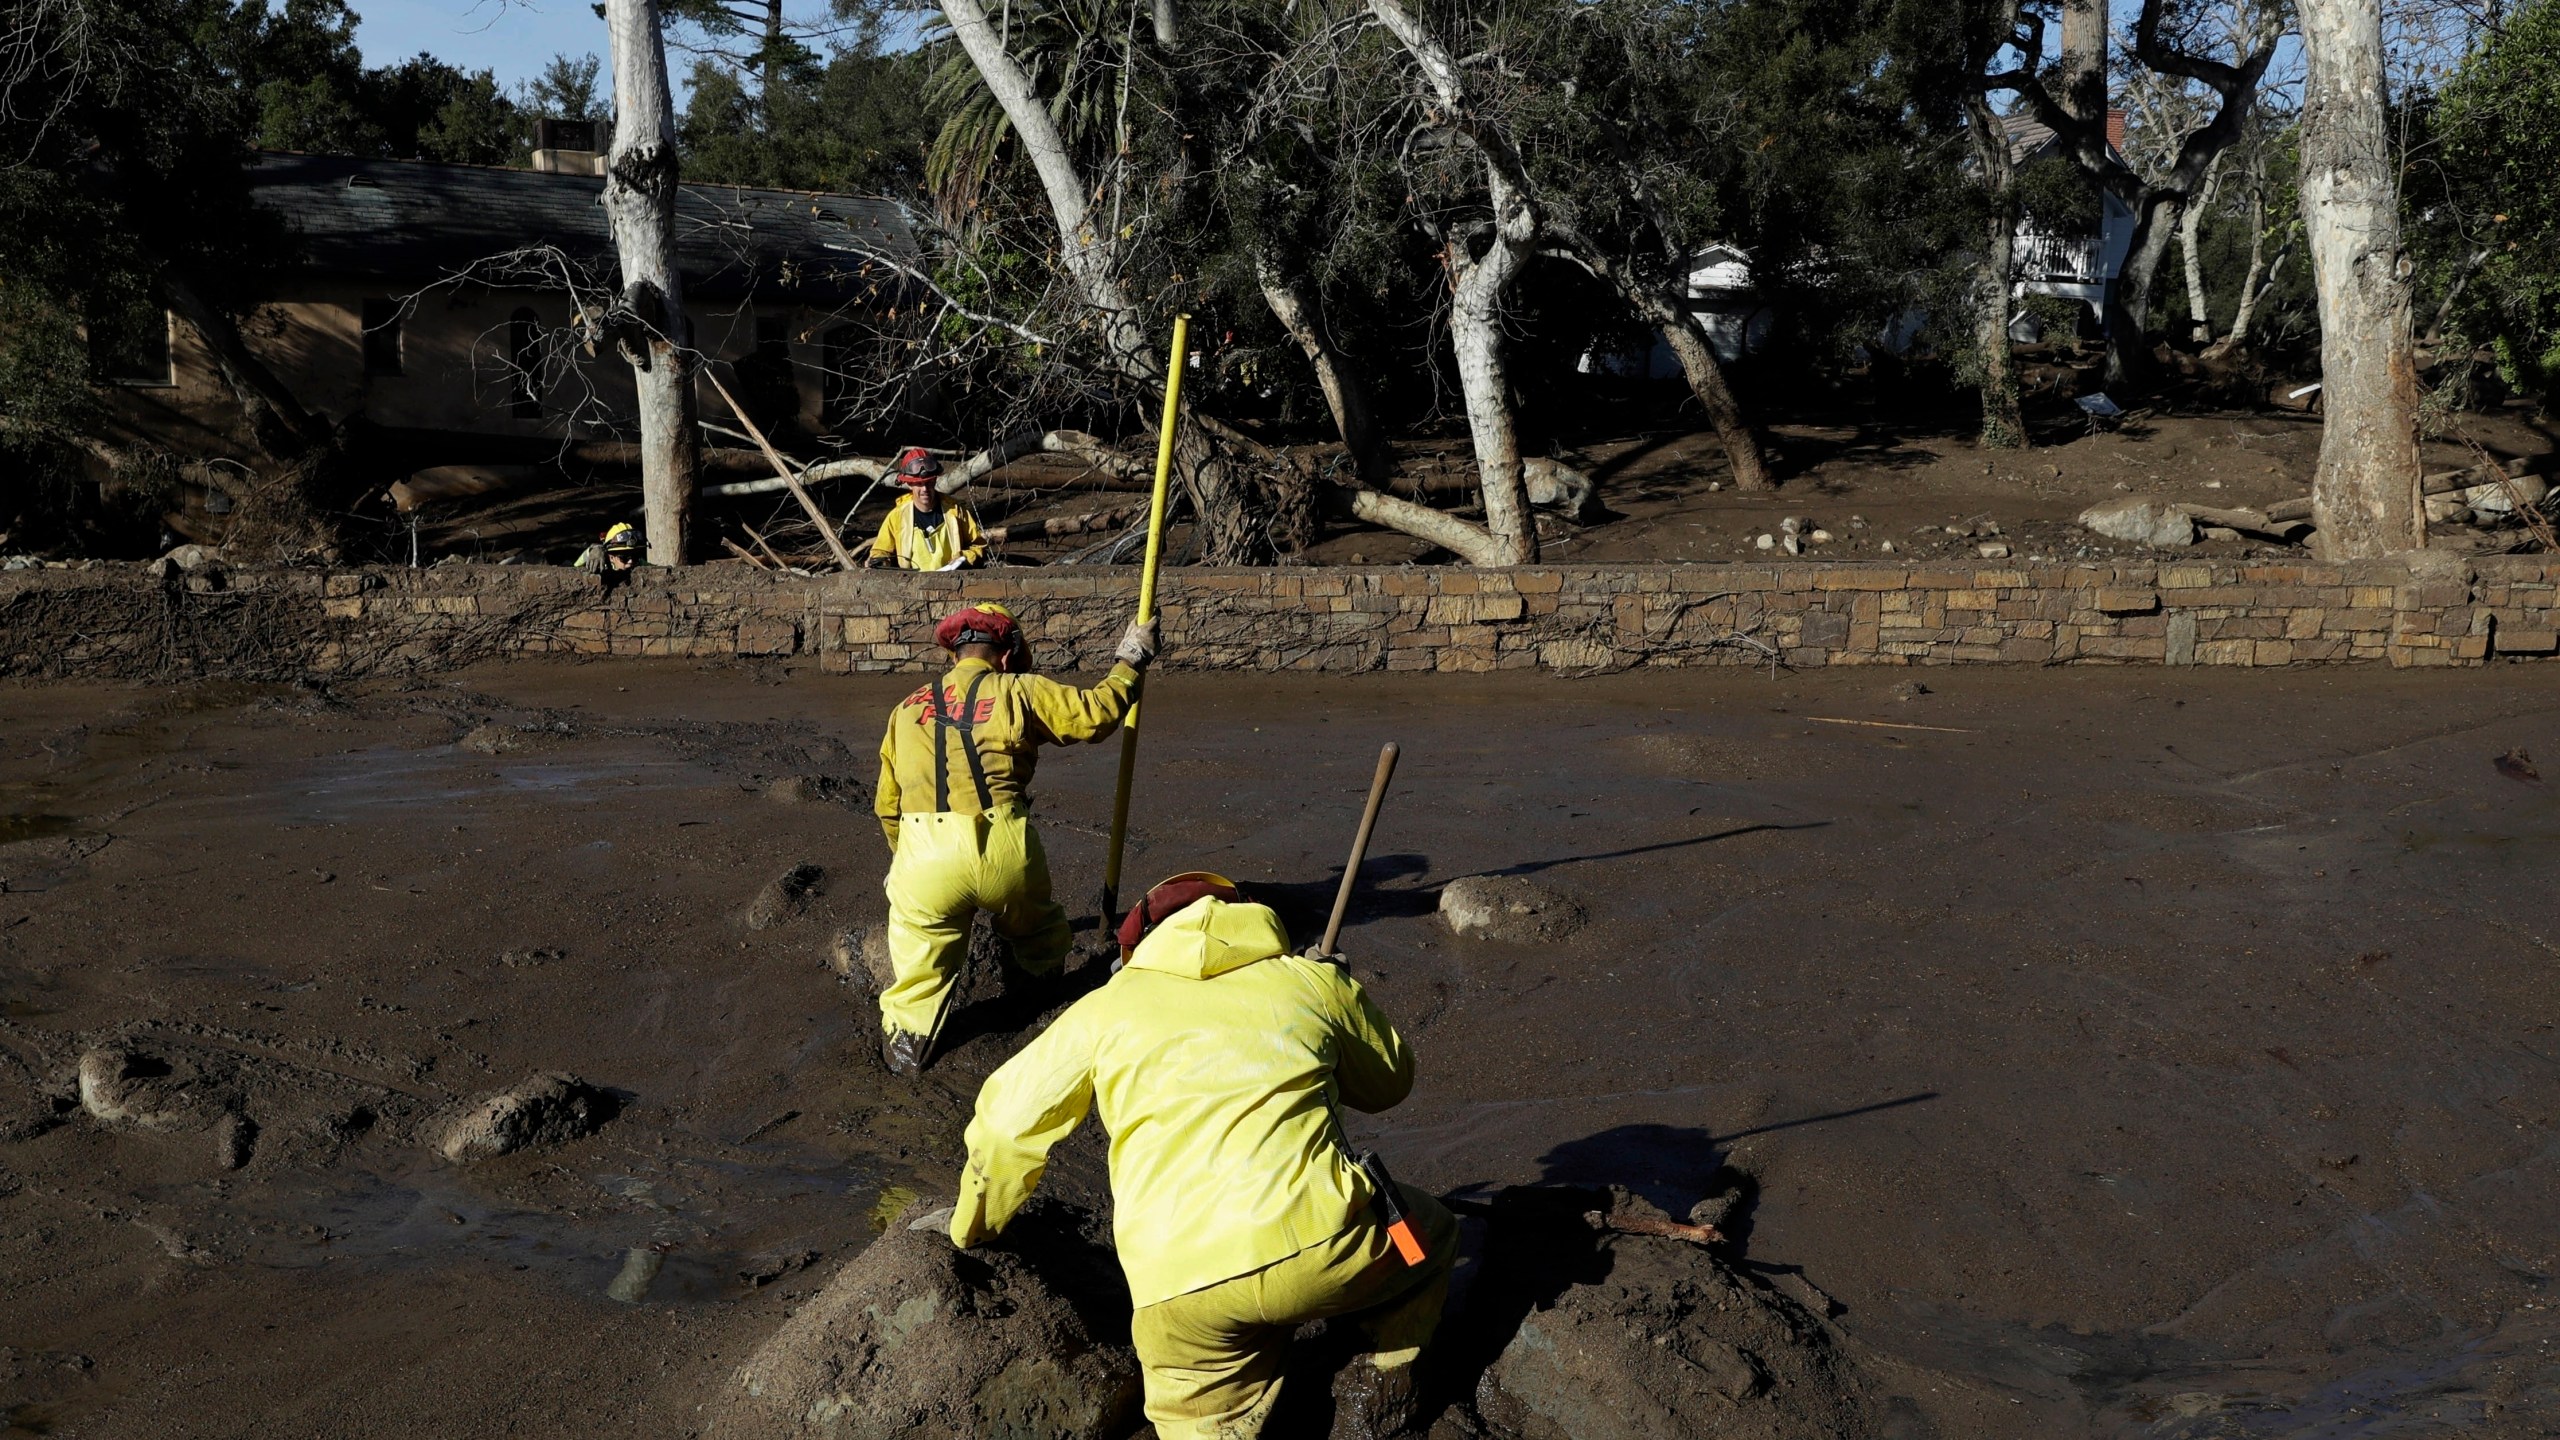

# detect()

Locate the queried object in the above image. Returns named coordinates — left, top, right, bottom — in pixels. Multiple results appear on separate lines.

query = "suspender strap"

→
left=926, top=669, right=997, bottom=813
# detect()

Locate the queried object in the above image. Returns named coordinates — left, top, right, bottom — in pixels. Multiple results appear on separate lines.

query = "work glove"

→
left=1115, top=619, right=1160, bottom=670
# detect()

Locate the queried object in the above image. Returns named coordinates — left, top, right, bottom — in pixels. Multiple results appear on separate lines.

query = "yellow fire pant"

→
left=1129, top=1185, right=1458, bottom=1440
left=879, top=806, right=1070, bottom=1040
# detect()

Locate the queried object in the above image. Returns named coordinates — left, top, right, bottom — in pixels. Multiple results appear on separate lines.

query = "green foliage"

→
left=2417, top=0, right=2560, bottom=407
left=680, top=47, right=935, bottom=196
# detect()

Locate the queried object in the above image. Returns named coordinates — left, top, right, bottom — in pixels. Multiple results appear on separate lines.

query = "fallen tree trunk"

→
left=982, top=506, right=1138, bottom=546
left=2263, top=454, right=2555, bottom=521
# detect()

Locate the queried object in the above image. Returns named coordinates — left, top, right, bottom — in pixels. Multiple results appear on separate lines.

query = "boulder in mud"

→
left=765, top=775, right=852, bottom=805
left=1440, top=876, right=1587, bottom=943
left=434, top=1071, right=613, bottom=1163
left=1464, top=1188, right=1876, bottom=1440
left=828, top=925, right=896, bottom=994
left=706, top=1200, right=1140, bottom=1440
left=2077, top=497, right=2197, bottom=549
left=745, top=863, right=825, bottom=931
left=78, top=1048, right=208, bottom=1132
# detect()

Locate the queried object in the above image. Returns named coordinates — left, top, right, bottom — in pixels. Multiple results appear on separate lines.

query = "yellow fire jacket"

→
left=950, top=896, right=1416, bottom=1307
left=867, top=493, right=986, bottom=571
left=873, top=656, right=1137, bottom=848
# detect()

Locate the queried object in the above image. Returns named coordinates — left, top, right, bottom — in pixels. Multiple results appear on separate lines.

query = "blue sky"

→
left=348, top=0, right=610, bottom=89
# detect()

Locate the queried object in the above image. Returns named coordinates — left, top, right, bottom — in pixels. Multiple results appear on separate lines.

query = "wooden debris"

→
left=1806, top=717, right=1978, bottom=734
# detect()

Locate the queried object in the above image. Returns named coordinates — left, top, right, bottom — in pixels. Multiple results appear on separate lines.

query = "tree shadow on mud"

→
left=1481, top=820, right=1831, bottom=880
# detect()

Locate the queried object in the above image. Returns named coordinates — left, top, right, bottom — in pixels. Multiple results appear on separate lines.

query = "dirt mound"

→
left=1440, top=876, right=1586, bottom=943
left=706, top=1199, right=1140, bottom=1440
left=745, top=862, right=827, bottom=931
left=1614, top=732, right=1794, bottom=783
left=1452, top=1188, right=1877, bottom=1440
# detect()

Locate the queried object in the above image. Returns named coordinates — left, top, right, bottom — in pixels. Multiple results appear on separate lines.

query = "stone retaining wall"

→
left=4, top=554, right=2555, bottom=681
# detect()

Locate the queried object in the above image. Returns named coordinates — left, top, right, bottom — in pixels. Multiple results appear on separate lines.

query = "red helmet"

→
left=894, top=447, right=943, bottom=482
left=933, top=602, right=1019, bottom=654
left=1117, top=871, right=1243, bottom=954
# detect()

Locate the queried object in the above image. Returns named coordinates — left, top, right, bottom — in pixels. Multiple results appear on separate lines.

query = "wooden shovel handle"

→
left=1319, top=742, right=1399, bottom=958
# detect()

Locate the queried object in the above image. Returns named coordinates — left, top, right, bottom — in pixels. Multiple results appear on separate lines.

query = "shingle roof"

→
left=247, top=152, right=920, bottom=302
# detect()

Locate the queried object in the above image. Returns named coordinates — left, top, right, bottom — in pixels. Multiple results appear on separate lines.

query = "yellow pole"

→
left=1101, top=314, right=1191, bottom=924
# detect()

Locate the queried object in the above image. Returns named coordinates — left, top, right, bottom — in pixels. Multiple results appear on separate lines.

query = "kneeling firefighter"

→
left=951, top=875, right=1457, bottom=1438
left=872, top=602, right=1159, bottom=1075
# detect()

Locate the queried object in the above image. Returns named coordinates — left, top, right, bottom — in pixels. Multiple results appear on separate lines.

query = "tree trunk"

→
left=1366, top=0, right=1540, bottom=563
left=2104, top=191, right=2184, bottom=390
left=604, top=0, right=702, bottom=566
left=2206, top=191, right=2282, bottom=359
left=938, top=0, right=1151, bottom=378
left=2060, top=0, right=2109, bottom=125
left=1447, top=205, right=1538, bottom=564
left=1626, top=280, right=1772, bottom=491
left=2300, top=0, right=2421, bottom=558
left=1255, top=256, right=1390, bottom=485
left=2179, top=155, right=2223, bottom=343
left=1963, top=93, right=2024, bottom=449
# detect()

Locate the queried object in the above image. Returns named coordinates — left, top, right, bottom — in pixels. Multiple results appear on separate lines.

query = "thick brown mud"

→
left=2, top=660, right=2557, bottom=1437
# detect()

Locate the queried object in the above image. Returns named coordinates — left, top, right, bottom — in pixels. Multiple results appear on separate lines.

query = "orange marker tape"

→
left=1358, top=1151, right=1428, bottom=1268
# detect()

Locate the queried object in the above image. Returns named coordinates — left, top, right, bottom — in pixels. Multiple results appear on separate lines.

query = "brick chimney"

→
left=2106, top=108, right=2127, bottom=154
left=531, top=118, right=611, bottom=177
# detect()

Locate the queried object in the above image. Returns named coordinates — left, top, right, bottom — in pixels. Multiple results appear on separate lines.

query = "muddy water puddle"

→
left=200, top=1140, right=895, bottom=1306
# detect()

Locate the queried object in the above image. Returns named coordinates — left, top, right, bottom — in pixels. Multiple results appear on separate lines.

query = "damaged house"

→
left=89, top=138, right=919, bottom=543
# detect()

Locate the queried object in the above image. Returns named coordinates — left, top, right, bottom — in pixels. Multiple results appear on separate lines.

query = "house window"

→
left=89, top=297, right=173, bottom=387
left=508, top=308, right=541, bottom=418
left=361, top=298, right=406, bottom=376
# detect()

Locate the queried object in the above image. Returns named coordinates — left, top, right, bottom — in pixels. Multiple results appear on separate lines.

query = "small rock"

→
left=2465, top=474, right=2548, bottom=514
left=2424, top=492, right=2473, bottom=524
left=829, top=925, right=896, bottom=995
left=213, top=1112, right=257, bottom=1170
left=606, top=1246, right=664, bottom=1303
left=1975, top=541, right=2011, bottom=559
left=1754, top=534, right=1775, bottom=551
left=1809, top=529, right=1833, bottom=544
left=498, top=946, right=562, bottom=968
left=1888, top=680, right=1930, bottom=701
left=745, top=863, right=825, bottom=931
left=2077, top=496, right=2197, bottom=549
left=1879, top=540, right=1896, bottom=554
left=1781, top=534, right=1801, bottom=555
left=2199, top=525, right=2242, bottom=541
left=435, top=1071, right=613, bottom=1163
left=764, top=775, right=846, bottom=805
left=77, top=1049, right=202, bottom=1132
left=163, top=544, right=224, bottom=572
left=1440, top=876, right=1588, bottom=944
left=458, top=723, right=522, bottom=756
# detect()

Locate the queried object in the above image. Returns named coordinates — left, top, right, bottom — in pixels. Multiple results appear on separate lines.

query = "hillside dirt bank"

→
left=2, top=661, right=2556, bottom=1437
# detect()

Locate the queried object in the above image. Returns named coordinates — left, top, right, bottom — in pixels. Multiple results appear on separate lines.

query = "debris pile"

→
left=706, top=1199, right=1141, bottom=1440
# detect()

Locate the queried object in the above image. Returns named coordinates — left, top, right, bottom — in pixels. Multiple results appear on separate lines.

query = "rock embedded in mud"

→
left=1440, top=876, right=1587, bottom=944
left=77, top=1048, right=205, bottom=1132
left=434, top=1071, right=612, bottom=1163
left=2077, top=497, right=2197, bottom=549
left=745, top=863, right=825, bottom=932
left=1466, top=1190, right=1875, bottom=1440
left=828, top=925, right=895, bottom=995
left=764, top=775, right=852, bottom=805
left=706, top=1202, right=1140, bottom=1440
left=212, top=1112, right=257, bottom=1170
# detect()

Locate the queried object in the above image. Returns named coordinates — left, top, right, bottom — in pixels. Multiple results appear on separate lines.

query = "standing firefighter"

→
left=951, top=875, right=1456, bottom=1439
left=865, top=447, right=986, bottom=571
left=872, top=602, right=1159, bottom=1074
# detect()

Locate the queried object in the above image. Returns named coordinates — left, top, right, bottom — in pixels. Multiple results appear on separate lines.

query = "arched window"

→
left=508, top=308, right=541, bottom=418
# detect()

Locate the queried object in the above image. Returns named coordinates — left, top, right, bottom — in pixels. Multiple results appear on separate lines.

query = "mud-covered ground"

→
left=3, top=659, right=2558, bottom=1438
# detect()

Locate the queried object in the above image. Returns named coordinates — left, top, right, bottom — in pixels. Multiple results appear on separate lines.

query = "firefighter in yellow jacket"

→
left=865, top=447, right=986, bottom=570
left=872, top=601, right=1158, bottom=1074
left=951, top=875, right=1457, bottom=1438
